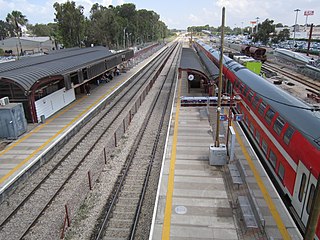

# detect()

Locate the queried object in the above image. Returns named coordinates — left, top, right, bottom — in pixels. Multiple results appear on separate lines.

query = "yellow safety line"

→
left=233, top=124, right=291, bottom=239
left=162, top=78, right=181, bottom=239
left=0, top=96, right=86, bottom=157
left=0, top=80, right=124, bottom=185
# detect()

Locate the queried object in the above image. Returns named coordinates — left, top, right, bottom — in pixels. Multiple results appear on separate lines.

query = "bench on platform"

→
left=228, top=163, right=243, bottom=188
left=238, top=190, right=265, bottom=231
left=248, top=188, right=265, bottom=230
left=238, top=196, right=258, bottom=229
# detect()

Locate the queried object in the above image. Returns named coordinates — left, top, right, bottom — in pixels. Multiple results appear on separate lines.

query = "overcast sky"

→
left=0, top=0, right=319, bottom=29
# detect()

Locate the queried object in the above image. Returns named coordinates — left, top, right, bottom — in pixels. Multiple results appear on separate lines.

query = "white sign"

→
left=304, top=10, right=314, bottom=16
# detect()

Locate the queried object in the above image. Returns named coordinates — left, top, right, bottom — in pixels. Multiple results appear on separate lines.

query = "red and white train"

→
left=195, top=40, right=320, bottom=238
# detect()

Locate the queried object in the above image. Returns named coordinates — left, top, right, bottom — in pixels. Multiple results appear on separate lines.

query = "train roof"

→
left=196, top=40, right=320, bottom=149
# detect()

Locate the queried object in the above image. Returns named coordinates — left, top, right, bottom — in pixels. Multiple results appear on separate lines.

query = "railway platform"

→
left=0, top=47, right=161, bottom=200
left=149, top=71, right=302, bottom=239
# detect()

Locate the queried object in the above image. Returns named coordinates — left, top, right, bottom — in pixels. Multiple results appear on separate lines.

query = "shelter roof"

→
left=0, top=46, right=112, bottom=91
left=179, top=48, right=207, bottom=74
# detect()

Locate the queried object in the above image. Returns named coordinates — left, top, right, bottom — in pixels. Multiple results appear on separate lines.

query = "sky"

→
left=0, top=0, right=319, bottom=30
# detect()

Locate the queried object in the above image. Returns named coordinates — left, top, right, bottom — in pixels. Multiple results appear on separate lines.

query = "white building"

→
left=275, top=26, right=320, bottom=40
left=0, top=36, right=56, bottom=55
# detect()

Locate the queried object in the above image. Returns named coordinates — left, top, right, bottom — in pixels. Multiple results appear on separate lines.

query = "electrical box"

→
left=0, top=103, right=27, bottom=139
left=0, top=97, right=9, bottom=106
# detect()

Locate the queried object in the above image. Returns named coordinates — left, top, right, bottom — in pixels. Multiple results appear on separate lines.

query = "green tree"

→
left=87, top=4, right=121, bottom=48
left=272, top=28, right=290, bottom=43
left=28, top=23, right=54, bottom=36
left=254, top=19, right=275, bottom=45
left=0, top=20, right=14, bottom=39
left=53, top=1, right=86, bottom=48
left=6, top=10, right=28, bottom=55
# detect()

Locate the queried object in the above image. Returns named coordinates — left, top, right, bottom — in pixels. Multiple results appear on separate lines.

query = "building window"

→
left=269, top=150, right=277, bottom=169
left=258, top=102, right=267, bottom=116
left=265, top=108, right=275, bottom=124
left=283, top=126, right=295, bottom=145
left=261, top=139, right=268, bottom=155
left=298, top=173, right=307, bottom=202
left=306, top=184, right=316, bottom=214
left=278, top=162, right=285, bottom=181
left=273, top=116, right=285, bottom=135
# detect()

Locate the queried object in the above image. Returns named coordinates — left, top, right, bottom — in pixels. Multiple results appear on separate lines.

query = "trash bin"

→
left=40, top=115, right=46, bottom=123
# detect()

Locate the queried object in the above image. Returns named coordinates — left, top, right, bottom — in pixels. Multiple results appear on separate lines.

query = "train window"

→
left=265, top=108, right=275, bottom=124
left=252, top=95, right=260, bottom=108
left=306, top=184, right=316, bottom=214
left=255, top=130, right=261, bottom=143
left=250, top=122, right=255, bottom=133
left=243, top=86, right=248, bottom=96
left=278, top=162, right=285, bottom=181
left=283, top=126, right=295, bottom=145
left=235, top=80, right=240, bottom=89
left=239, top=84, right=244, bottom=93
left=248, top=91, right=254, bottom=102
left=245, top=115, right=249, bottom=126
left=273, top=116, right=285, bottom=135
left=298, top=173, right=307, bottom=202
left=261, top=139, right=268, bottom=155
left=258, top=102, right=267, bottom=116
left=269, top=150, right=277, bottom=169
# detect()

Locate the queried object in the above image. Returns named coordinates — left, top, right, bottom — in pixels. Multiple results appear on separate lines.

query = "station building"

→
left=0, top=46, right=133, bottom=124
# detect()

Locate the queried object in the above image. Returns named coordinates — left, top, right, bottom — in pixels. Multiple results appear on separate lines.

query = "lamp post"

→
left=123, top=27, right=127, bottom=49
left=241, top=22, right=244, bottom=35
left=293, top=9, right=301, bottom=47
left=256, top=17, right=260, bottom=33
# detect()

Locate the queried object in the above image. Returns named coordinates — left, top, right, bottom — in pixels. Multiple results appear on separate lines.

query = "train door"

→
left=292, top=161, right=317, bottom=226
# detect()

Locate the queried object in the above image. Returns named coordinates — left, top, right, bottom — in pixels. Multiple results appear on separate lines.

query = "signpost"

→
left=304, top=10, right=314, bottom=27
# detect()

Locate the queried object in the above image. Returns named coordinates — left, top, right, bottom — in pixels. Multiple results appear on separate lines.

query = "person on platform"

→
left=85, top=83, right=91, bottom=95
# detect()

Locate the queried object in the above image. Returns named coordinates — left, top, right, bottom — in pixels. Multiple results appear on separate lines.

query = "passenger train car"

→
left=195, top=40, right=320, bottom=238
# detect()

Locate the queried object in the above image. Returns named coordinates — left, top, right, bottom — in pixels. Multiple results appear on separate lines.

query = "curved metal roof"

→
left=0, top=46, right=112, bottom=91
left=196, top=40, right=320, bottom=149
left=179, top=48, right=213, bottom=79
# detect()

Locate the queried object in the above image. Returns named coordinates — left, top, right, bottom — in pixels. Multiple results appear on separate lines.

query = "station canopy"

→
left=0, top=46, right=112, bottom=92
left=179, top=47, right=218, bottom=81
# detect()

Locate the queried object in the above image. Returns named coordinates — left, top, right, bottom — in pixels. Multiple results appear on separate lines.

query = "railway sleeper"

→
left=104, top=228, right=131, bottom=238
left=108, top=219, right=133, bottom=229
left=113, top=211, right=136, bottom=219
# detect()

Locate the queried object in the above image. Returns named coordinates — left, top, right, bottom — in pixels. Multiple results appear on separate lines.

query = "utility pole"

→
left=214, top=7, right=225, bottom=148
left=293, top=9, right=301, bottom=47
left=304, top=177, right=320, bottom=240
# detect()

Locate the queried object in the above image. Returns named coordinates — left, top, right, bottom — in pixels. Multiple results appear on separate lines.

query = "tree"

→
left=28, top=23, right=55, bottom=36
left=254, top=19, right=275, bottom=45
left=272, top=28, right=290, bottom=43
left=6, top=10, right=28, bottom=55
left=87, top=4, right=121, bottom=48
left=53, top=1, right=86, bottom=48
left=0, top=20, right=14, bottom=39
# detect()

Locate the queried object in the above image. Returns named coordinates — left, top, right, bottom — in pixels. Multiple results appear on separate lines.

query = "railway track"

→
left=0, top=43, right=177, bottom=240
left=263, top=62, right=320, bottom=92
left=93, top=43, right=180, bottom=240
